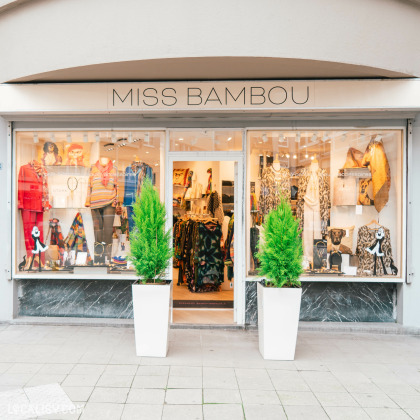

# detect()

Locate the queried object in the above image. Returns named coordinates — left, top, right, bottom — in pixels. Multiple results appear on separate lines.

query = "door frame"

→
left=166, top=149, right=245, bottom=325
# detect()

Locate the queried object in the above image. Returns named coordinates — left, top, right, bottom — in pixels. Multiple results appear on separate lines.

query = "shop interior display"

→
left=172, top=160, right=235, bottom=300
left=16, top=131, right=161, bottom=273
left=249, top=130, right=402, bottom=278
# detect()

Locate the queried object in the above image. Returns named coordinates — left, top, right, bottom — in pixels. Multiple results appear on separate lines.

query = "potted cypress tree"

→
left=129, top=178, right=173, bottom=357
left=256, top=197, right=303, bottom=360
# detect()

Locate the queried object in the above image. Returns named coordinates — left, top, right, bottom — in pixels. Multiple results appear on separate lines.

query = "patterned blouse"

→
left=356, top=225, right=393, bottom=276
left=259, top=166, right=291, bottom=216
left=296, top=167, right=330, bottom=237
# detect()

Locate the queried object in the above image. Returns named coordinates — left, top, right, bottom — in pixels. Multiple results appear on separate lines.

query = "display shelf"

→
left=45, top=166, right=90, bottom=176
left=245, top=275, right=404, bottom=284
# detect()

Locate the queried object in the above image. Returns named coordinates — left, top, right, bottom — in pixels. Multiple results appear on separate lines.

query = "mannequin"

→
left=85, top=157, right=118, bottom=263
left=272, top=154, right=281, bottom=171
left=303, top=156, right=322, bottom=263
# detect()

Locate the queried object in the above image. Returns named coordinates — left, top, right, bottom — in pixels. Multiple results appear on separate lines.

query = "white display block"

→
left=257, top=282, right=302, bottom=360
left=132, top=281, right=172, bottom=357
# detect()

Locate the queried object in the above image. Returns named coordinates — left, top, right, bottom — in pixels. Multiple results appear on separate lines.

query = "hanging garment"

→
left=356, top=225, right=394, bottom=276
left=48, top=218, right=66, bottom=262
left=206, top=168, right=212, bottom=195
left=361, top=137, right=391, bottom=213
left=207, top=191, right=224, bottom=225
left=64, top=212, right=92, bottom=264
left=343, top=147, right=364, bottom=168
left=303, top=169, right=322, bottom=261
left=224, top=215, right=234, bottom=281
left=85, top=162, right=118, bottom=209
left=259, top=166, right=291, bottom=216
left=296, top=167, right=330, bottom=237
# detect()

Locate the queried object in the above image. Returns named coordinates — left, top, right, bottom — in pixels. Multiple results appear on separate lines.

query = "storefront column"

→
left=398, top=116, right=420, bottom=328
left=0, top=117, right=14, bottom=321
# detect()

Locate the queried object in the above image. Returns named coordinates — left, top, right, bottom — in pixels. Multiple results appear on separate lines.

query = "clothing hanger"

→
left=365, top=219, right=381, bottom=228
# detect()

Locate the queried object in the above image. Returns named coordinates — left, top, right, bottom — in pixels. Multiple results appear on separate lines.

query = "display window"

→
left=14, top=130, right=164, bottom=275
left=247, top=129, right=403, bottom=279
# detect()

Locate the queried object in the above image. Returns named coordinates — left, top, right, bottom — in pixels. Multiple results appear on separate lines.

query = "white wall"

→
left=0, top=117, right=14, bottom=321
left=1, top=0, right=420, bottom=82
left=399, top=116, right=420, bottom=327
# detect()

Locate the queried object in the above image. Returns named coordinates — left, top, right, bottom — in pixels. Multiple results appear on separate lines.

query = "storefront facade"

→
left=0, top=80, right=419, bottom=326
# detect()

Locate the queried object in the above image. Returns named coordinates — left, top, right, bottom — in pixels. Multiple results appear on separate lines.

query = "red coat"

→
left=18, top=164, right=45, bottom=212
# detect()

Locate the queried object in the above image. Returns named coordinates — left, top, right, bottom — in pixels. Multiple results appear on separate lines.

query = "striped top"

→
left=85, top=165, right=118, bottom=209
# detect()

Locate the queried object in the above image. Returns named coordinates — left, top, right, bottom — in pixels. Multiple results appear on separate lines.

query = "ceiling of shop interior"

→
left=9, top=57, right=412, bottom=83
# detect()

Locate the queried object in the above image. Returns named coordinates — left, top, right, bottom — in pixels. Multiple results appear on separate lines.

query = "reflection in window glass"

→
left=170, top=130, right=242, bottom=152
left=15, top=130, right=164, bottom=275
left=248, top=130, right=403, bottom=278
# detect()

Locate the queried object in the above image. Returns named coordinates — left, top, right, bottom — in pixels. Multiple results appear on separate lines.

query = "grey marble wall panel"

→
left=18, top=279, right=133, bottom=318
left=245, top=281, right=396, bottom=325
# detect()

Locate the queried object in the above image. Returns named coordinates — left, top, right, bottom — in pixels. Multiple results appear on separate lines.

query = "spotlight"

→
left=145, top=133, right=150, bottom=143
left=66, top=133, right=72, bottom=143
left=145, top=151, right=149, bottom=154
left=51, top=133, right=55, bottom=142
left=286, top=153, right=290, bottom=158
left=305, top=154, right=309, bottom=159
left=310, top=156, right=315, bottom=160
left=312, top=133, right=317, bottom=142
left=262, top=134, right=268, bottom=143
left=342, top=133, right=347, bottom=142
left=154, top=163, right=159, bottom=166
left=295, top=132, right=301, bottom=143
left=83, top=133, right=88, bottom=143
left=179, top=137, right=184, bottom=141
left=278, top=133, right=284, bottom=142
left=111, top=132, right=116, bottom=143
left=227, top=137, right=232, bottom=142
left=95, top=133, right=100, bottom=143
left=33, top=132, right=39, bottom=144
left=293, top=155, right=297, bottom=159
left=128, top=132, right=133, bottom=143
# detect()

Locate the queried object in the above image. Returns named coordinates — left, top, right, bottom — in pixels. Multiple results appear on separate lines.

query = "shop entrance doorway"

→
left=168, top=158, right=242, bottom=325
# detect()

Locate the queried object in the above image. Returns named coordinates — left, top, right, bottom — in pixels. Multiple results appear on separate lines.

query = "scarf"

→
left=64, top=212, right=92, bottom=264
left=95, top=160, right=113, bottom=186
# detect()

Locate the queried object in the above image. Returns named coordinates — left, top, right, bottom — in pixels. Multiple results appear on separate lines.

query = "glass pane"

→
left=247, top=129, right=403, bottom=279
left=15, top=130, right=164, bottom=275
left=170, top=130, right=242, bottom=152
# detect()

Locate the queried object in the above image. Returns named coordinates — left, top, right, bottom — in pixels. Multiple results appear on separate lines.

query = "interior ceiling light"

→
left=310, top=155, right=315, bottom=160
left=262, top=134, right=268, bottom=143
left=295, top=132, right=301, bottom=143
left=286, top=153, right=290, bottom=158
left=322, top=133, right=328, bottom=142
left=66, top=133, right=72, bottom=143
left=227, top=137, right=232, bottom=141
left=145, top=151, right=149, bottom=154
left=155, top=163, right=159, bottom=166
left=50, top=133, right=55, bottom=142
left=279, top=133, right=284, bottom=142
left=311, top=133, right=317, bottom=143
left=33, top=132, right=39, bottom=144
left=95, top=133, right=100, bottom=143
left=144, top=132, right=155, bottom=148
left=111, top=132, right=117, bottom=143
left=179, top=137, right=184, bottom=141
left=128, top=132, right=133, bottom=143
left=83, top=133, right=88, bottom=143
left=293, top=155, right=297, bottom=159
left=342, top=133, right=347, bottom=142
left=305, top=154, right=309, bottom=158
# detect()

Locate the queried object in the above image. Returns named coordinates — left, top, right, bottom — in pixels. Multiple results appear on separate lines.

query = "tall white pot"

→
left=132, top=281, right=172, bottom=357
left=257, top=282, right=302, bottom=360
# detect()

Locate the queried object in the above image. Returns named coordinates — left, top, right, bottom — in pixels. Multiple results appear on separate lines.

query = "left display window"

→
left=14, top=130, right=164, bottom=275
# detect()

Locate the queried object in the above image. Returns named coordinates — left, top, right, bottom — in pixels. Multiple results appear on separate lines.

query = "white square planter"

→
left=132, top=281, right=172, bottom=357
left=257, top=282, right=302, bottom=360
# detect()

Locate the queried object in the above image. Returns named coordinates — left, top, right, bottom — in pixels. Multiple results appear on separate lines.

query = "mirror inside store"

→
left=15, top=131, right=163, bottom=274
left=172, top=161, right=235, bottom=325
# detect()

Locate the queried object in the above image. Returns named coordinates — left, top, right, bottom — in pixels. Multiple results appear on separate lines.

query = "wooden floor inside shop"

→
left=172, top=309, right=234, bottom=324
left=173, top=282, right=234, bottom=301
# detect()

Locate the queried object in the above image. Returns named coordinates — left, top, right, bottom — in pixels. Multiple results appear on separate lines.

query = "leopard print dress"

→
left=356, top=225, right=394, bottom=276
left=259, top=166, right=291, bottom=216
left=296, top=167, right=330, bottom=237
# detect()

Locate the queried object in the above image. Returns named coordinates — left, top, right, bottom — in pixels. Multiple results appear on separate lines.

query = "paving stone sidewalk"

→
left=0, top=323, right=419, bottom=419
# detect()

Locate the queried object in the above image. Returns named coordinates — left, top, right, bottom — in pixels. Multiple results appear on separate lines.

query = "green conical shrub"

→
left=257, top=197, right=303, bottom=288
left=129, top=178, right=172, bottom=283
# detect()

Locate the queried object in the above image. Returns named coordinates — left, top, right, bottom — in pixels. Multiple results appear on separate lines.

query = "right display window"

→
left=248, top=129, right=403, bottom=279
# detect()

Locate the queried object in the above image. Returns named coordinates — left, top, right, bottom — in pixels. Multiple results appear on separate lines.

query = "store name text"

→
left=111, top=85, right=310, bottom=108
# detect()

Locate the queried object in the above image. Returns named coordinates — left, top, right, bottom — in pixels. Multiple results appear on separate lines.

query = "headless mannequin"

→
left=303, top=157, right=322, bottom=263
left=272, top=154, right=281, bottom=171
left=88, top=157, right=117, bottom=263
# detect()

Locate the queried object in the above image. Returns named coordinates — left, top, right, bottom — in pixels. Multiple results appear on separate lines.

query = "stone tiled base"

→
left=246, top=281, right=396, bottom=325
